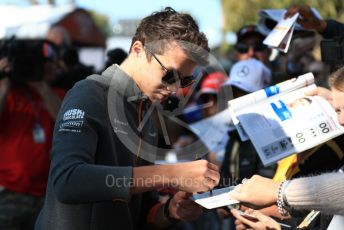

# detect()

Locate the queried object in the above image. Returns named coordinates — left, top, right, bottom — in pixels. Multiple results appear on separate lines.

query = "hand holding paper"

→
left=229, top=73, right=344, bottom=166
left=169, top=191, right=203, bottom=221
left=284, top=5, right=326, bottom=33
left=229, top=175, right=280, bottom=208
left=192, top=186, right=239, bottom=209
left=231, top=209, right=284, bottom=230
left=263, top=12, right=299, bottom=53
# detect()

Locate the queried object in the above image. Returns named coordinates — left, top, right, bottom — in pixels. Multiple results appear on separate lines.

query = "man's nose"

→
left=247, top=47, right=255, bottom=57
left=166, top=83, right=178, bottom=93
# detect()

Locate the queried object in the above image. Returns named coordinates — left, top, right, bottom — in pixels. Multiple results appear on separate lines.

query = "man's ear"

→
left=131, top=41, right=144, bottom=57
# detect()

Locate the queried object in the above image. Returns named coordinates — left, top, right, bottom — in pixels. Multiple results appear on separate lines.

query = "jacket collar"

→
left=102, top=64, right=148, bottom=103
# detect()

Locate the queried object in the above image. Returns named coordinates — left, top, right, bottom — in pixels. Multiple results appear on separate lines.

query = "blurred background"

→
left=1, top=0, right=343, bottom=72
left=1, top=2, right=344, bottom=230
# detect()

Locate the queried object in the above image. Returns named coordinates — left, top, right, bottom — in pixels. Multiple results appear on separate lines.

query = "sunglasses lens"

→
left=235, top=43, right=266, bottom=53
left=180, top=75, right=195, bottom=88
left=253, top=43, right=266, bottom=52
left=162, top=69, right=195, bottom=88
left=235, top=43, right=249, bottom=53
left=162, top=70, right=177, bottom=84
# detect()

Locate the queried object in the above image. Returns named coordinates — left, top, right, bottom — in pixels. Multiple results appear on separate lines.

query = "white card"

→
left=263, top=12, right=299, bottom=53
left=192, top=187, right=239, bottom=209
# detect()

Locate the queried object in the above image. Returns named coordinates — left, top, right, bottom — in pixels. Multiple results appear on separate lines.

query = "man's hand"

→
left=229, top=175, right=279, bottom=208
left=231, top=209, right=281, bottom=230
left=168, top=191, right=203, bottom=222
left=305, top=86, right=333, bottom=105
left=172, top=160, right=220, bottom=193
left=284, top=5, right=327, bottom=33
left=131, top=160, right=219, bottom=194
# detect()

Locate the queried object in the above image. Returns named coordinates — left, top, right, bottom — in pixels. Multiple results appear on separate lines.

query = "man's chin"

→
left=149, top=94, right=169, bottom=103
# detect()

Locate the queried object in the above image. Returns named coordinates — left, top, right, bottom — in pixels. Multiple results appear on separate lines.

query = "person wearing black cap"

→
left=234, top=25, right=271, bottom=67
left=233, top=24, right=296, bottom=85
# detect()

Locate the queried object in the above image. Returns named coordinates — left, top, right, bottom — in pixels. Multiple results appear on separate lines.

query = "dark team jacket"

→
left=35, top=65, right=159, bottom=230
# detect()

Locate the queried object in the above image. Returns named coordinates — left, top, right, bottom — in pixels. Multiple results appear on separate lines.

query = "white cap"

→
left=225, top=58, right=271, bottom=93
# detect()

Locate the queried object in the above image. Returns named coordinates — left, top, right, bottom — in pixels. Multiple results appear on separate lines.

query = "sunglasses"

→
left=235, top=42, right=267, bottom=53
left=145, top=48, right=196, bottom=88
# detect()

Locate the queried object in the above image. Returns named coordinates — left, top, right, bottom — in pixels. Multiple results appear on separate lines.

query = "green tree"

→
left=89, top=10, right=112, bottom=37
left=26, top=0, right=111, bottom=37
left=222, top=0, right=344, bottom=33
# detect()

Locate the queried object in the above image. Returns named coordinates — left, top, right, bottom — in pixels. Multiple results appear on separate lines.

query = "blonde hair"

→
left=329, top=66, right=344, bottom=92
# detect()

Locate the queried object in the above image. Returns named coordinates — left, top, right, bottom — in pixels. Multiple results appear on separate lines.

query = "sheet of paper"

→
left=238, top=86, right=344, bottom=166
left=228, top=73, right=314, bottom=141
left=276, top=24, right=295, bottom=53
left=263, top=12, right=299, bottom=53
left=190, top=108, right=235, bottom=156
left=192, top=187, right=239, bottom=209
left=258, top=8, right=322, bottom=34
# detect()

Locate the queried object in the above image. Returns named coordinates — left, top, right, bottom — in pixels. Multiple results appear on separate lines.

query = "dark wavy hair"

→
left=130, top=7, right=209, bottom=65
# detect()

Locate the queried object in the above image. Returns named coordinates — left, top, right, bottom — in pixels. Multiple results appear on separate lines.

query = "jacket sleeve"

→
left=286, top=172, right=344, bottom=215
left=50, top=80, right=132, bottom=204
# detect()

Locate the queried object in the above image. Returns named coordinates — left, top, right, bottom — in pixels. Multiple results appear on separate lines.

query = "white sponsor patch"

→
left=59, top=109, right=85, bottom=132
left=63, top=109, right=85, bottom=121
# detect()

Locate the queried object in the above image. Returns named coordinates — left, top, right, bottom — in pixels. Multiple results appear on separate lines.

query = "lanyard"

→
left=24, top=89, right=42, bottom=125
left=135, top=100, right=144, bottom=166
left=23, top=88, right=45, bottom=143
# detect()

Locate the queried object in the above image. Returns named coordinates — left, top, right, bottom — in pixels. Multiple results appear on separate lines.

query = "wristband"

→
left=277, top=180, right=291, bottom=217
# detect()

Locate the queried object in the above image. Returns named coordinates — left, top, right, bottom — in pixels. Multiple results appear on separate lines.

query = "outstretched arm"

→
left=131, top=160, right=220, bottom=194
left=284, top=5, right=327, bottom=33
left=230, top=173, right=344, bottom=215
left=285, top=4, right=344, bottom=38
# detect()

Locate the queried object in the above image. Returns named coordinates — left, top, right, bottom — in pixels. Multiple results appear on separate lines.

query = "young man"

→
left=35, top=7, right=220, bottom=230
